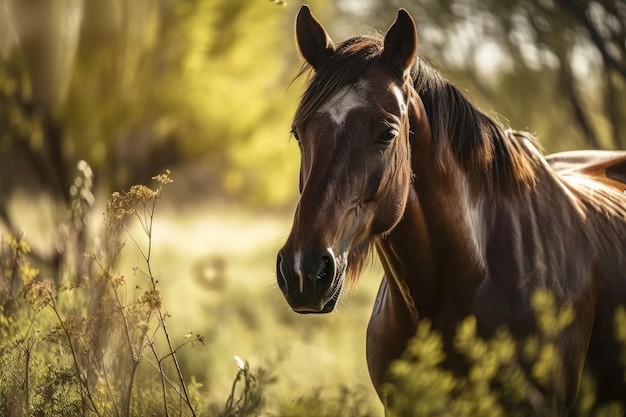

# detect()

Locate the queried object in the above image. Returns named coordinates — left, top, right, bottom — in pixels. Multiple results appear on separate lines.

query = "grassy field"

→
left=117, top=201, right=386, bottom=414
left=0, top=188, right=386, bottom=415
left=7, top=185, right=625, bottom=415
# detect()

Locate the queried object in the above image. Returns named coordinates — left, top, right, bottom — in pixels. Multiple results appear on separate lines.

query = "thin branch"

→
left=140, top=198, right=197, bottom=417
left=123, top=225, right=149, bottom=262
left=141, top=352, right=185, bottom=397
left=149, top=341, right=172, bottom=417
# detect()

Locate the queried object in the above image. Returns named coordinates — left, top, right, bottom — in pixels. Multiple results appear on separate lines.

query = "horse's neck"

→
left=377, top=147, right=488, bottom=335
left=375, top=188, right=435, bottom=319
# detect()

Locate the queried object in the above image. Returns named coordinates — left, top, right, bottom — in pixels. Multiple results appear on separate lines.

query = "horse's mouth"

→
left=298, top=263, right=347, bottom=314
left=320, top=266, right=347, bottom=313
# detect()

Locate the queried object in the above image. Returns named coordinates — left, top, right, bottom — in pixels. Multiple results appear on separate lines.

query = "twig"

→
left=149, top=341, right=171, bottom=417
left=139, top=197, right=197, bottom=417
left=49, top=289, right=102, bottom=417
left=141, top=353, right=185, bottom=397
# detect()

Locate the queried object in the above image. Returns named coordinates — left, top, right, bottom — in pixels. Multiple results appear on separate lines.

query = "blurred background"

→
left=0, top=0, right=624, bottom=414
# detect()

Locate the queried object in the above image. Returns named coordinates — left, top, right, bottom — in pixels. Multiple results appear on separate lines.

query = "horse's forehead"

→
left=392, top=85, right=407, bottom=115
left=317, top=81, right=369, bottom=127
left=316, top=80, right=406, bottom=128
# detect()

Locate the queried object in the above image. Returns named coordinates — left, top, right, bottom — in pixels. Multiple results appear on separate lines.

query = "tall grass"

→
left=0, top=169, right=377, bottom=417
left=0, top=171, right=205, bottom=416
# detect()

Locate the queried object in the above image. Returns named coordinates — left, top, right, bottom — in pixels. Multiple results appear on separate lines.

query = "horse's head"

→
left=277, top=6, right=428, bottom=313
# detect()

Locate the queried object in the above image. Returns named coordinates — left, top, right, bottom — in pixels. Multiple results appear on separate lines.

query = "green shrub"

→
left=384, top=290, right=626, bottom=417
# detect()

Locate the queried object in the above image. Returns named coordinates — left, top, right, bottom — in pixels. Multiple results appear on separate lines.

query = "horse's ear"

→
left=295, top=5, right=335, bottom=71
left=381, top=9, right=417, bottom=78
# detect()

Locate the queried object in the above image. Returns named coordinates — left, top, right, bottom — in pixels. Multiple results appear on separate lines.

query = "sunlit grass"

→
left=111, top=200, right=384, bottom=413
left=117, top=198, right=382, bottom=410
left=6, top=177, right=625, bottom=416
left=1, top=183, right=386, bottom=415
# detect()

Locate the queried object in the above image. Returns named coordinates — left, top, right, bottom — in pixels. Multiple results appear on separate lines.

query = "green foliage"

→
left=385, top=290, right=626, bottom=417
left=2, top=0, right=305, bottom=209
left=384, top=321, right=457, bottom=416
left=0, top=64, right=43, bottom=153
left=278, top=385, right=375, bottom=417
left=219, top=356, right=274, bottom=417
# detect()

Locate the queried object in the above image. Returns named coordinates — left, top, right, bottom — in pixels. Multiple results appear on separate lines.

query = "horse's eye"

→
left=379, top=128, right=398, bottom=145
left=291, top=129, right=300, bottom=142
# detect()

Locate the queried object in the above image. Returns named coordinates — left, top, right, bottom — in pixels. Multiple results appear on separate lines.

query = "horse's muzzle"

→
left=276, top=248, right=344, bottom=313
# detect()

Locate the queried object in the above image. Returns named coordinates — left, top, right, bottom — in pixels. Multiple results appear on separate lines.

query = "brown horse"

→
left=276, top=5, right=626, bottom=414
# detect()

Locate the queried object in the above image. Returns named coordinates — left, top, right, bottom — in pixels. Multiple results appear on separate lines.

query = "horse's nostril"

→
left=276, top=253, right=287, bottom=293
left=317, top=256, right=333, bottom=281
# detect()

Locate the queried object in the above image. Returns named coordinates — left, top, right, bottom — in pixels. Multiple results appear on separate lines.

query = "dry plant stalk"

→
left=1, top=169, right=204, bottom=417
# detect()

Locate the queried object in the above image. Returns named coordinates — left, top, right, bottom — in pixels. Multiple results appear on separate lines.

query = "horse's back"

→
left=546, top=150, right=626, bottom=191
left=546, top=149, right=626, bottom=408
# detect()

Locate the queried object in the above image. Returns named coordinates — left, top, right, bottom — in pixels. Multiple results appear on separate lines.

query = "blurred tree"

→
left=64, top=0, right=303, bottom=199
left=0, top=0, right=314, bottom=273
left=18, top=0, right=625, bottom=268
left=339, top=0, right=625, bottom=151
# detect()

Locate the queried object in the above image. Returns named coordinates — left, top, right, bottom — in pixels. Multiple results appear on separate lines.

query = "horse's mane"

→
left=411, top=59, right=540, bottom=196
left=294, top=34, right=541, bottom=197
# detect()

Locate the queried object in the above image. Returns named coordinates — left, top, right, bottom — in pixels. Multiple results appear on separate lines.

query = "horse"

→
left=276, top=5, right=626, bottom=414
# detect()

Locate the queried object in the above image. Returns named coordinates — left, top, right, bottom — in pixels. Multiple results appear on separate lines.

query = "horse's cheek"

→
left=372, top=169, right=410, bottom=235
